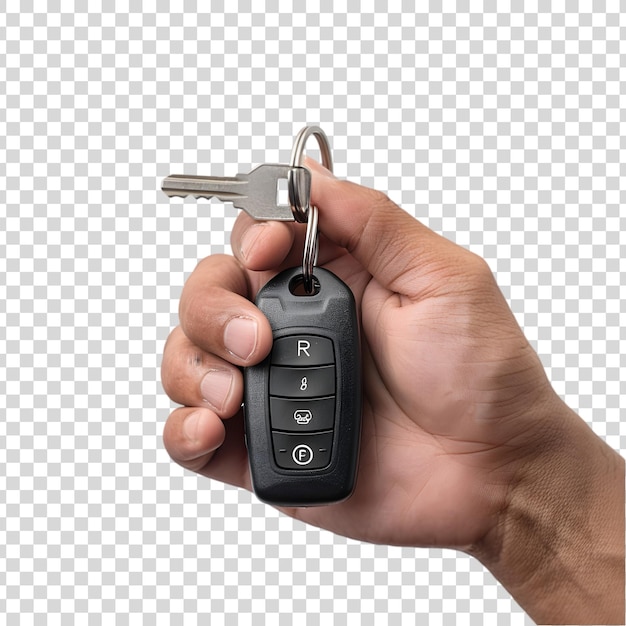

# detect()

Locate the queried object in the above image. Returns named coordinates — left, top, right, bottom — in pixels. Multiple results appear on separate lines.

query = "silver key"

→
left=161, top=163, right=311, bottom=222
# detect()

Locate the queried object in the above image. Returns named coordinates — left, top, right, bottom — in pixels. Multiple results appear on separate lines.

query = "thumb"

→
left=307, top=160, right=466, bottom=297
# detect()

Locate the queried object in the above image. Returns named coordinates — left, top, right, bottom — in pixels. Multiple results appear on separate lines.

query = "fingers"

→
left=161, top=326, right=243, bottom=416
left=231, top=158, right=469, bottom=298
left=163, top=406, right=226, bottom=474
left=164, top=255, right=269, bottom=490
left=179, top=254, right=273, bottom=365
left=161, top=325, right=253, bottom=488
left=305, top=159, right=466, bottom=297
left=162, top=405, right=251, bottom=491
left=232, top=213, right=295, bottom=271
left=231, top=208, right=347, bottom=275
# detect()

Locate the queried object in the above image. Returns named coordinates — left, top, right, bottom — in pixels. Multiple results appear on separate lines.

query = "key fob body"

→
left=243, top=266, right=362, bottom=507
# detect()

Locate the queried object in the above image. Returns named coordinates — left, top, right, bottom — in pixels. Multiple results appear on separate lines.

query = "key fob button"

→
left=269, top=365, right=335, bottom=398
left=269, top=396, right=335, bottom=432
left=271, top=335, right=334, bottom=367
left=272, top=431, right=333, bottom=470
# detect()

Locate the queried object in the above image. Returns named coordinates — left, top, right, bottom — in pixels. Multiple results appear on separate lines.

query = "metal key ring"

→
left=289, top=126, right=333, bottom=293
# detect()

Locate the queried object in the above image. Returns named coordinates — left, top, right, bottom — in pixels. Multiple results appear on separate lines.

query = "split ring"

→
left=288, top=126, right=333, bottom=293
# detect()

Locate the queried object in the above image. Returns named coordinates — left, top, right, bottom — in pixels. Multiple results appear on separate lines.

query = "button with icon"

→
left=272, top=431, right=333, bottom=470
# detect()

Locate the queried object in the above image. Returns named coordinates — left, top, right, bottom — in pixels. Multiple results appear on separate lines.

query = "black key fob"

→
left=243, top=266, right=362, bottom=507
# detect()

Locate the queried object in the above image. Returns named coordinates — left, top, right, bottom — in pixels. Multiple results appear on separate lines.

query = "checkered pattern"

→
left=1, top=2, right=624, bottom=624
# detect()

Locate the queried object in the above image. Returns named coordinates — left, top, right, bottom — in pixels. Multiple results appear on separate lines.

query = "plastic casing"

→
left=243, top=267, right=362, bottom=507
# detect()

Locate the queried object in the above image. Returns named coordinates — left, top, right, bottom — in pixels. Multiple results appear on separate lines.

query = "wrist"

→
left=471, top=398, right=625, bottom=625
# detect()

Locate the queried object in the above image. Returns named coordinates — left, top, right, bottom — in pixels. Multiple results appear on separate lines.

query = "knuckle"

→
left=464, top=252, right=495, bottom=282
left=346, top=188, right=398, bottom=252
left=162, top=409, right=201, bottom=463
left=161, top=329, right=206, bottom=402
left=161, top=410, right=184, bottom=457
left=160, top=332, right=181, bottom=398
left=160, top=363, right=175, bottom=398
left=365, top=187, right=396, bottom=211
left=160, top=354, right=190, bottom=401
left=179, top=285, right=223, bottom=338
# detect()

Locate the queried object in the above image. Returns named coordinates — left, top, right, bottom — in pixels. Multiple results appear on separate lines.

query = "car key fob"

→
left=243, top=266, right=362, bottom=507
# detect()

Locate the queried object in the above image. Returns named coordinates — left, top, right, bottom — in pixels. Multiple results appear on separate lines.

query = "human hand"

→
left=161, top=157, right=559, bottom=544
left=161, top=161, right=624, bottom=623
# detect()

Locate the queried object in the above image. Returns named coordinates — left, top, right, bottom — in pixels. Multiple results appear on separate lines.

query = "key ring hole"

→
left=288, top=274, right=321, bottom=297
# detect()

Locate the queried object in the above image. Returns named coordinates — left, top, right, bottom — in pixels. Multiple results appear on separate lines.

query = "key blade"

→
left=161, top=174, right=248, bottom=201
left=161, top=164, right=311, bottom=222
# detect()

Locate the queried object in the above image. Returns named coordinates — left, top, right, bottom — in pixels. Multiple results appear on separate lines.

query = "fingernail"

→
left=239, top=223, right=267, bottom=261
left=200, top=369, right=234, bottom=413
left=224, top=316, right=258, bottom=361
left=183, top=411, right=202, bottom=443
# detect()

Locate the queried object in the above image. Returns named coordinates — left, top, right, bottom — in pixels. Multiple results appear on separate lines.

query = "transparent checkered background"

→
left=1, top=2, right=624, bottom=624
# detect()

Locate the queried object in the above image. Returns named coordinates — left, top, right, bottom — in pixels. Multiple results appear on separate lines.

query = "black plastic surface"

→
left=243, top=266, right=362, bottom=507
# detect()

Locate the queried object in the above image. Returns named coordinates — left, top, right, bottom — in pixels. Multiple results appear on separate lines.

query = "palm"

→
left=248, top=246, right=548, bottom=549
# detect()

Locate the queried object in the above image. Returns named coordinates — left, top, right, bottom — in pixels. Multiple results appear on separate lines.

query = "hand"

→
left=161, top=161, right=624, bottom=624
left=162, top=159, right=542, bottom=545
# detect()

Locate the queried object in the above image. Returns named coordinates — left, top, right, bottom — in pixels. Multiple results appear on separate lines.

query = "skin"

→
left=161, top=160, right=625, bottom=624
